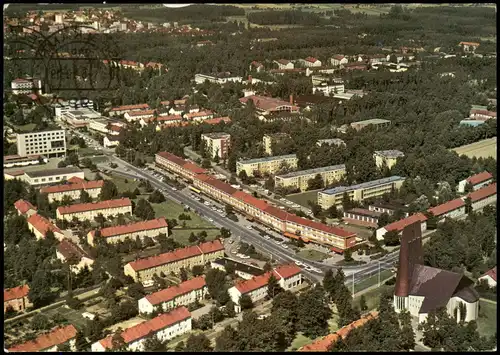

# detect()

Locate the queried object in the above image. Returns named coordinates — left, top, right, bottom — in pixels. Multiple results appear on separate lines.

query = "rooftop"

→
left=321, top=176, right=405, bottom=195
left=40, top=180, right=104, bottom=194
left=237, top=154, right=297, bottom=165
left=345, top=208, right=382, bottom=218
left=144, top=276, right=206, bottom=305
left=212, top=258, right=265, bottom=277
left=481, top=266, right=497, bottom=282
left=91, top=218, right=168, bottom=238
left=14, top=199, right=37, bottom=214
left=466, top=171, right=493, bottom=185
left=239, top=95, right=298, bottom=112
left=57, top=239, right=92, bottom=262
left=25, top=167, right=83, bottom=179
left=467, top=182, right=496, bottom=202
left=8, top=325, right=77, bottom=352
left=427, top=198, right=465, bottom=217
left=276, top=164, right=346, bottom=179
left=201, top=132, right=231, bottom=139
left=374, top=150, right=405, bottom=158
left=27, top=213, right=62, bottom=236
left=351, top=118, right=391, bottom=126
left=56, top=198, right=132, bottom=215
left=4, top=285, right=30, bottom=302
left=384, top=213, right=427, bottom=232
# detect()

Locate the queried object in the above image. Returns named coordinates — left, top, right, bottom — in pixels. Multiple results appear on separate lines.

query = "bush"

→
left=385, top=277, right=396, bottom=285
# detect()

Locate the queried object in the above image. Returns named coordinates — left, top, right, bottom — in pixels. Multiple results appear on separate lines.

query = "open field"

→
left=353, top=270, right=393, bottom=294
left=43, top=305, right=88, bottom=331
left=149, top=199, right=215, bottom=229
left=105, top=316, right=146, bottom=333
left=108, top=173, right=141, bottom=193
left=477, top=299, right=497, bottom=338
left=171, top=228, right=220, bottom=246
left=296, top=249, right=330, bottom=261
left=286, top=190, right=319, bottom=207
left=353, top=285, right=394, bottom=311
left=452, top=137, right=497, bottom=160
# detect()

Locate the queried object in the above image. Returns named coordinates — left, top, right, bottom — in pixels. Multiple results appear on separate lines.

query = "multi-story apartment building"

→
left=312, top=82, right=345, bottom=96
left=124, top=240, right=224, bottom=282
left=21, top=167, right=84, bottom=187
left=262, top=133, right=291, bottom=155
left=331, top=55, right=349, bottom=67
left=318, top=176, right=406, bottom=209
left=56, top=239, right=94, bottom=274
left=368, top=201, right=409, bottom=217
left=108, top=103, right=150, bottom=117
left=427, top=198, right=466, bottom=221
left=124, top=109, right=155, bottom=122
left=459, top=41, right=480, bottom=52
left=194, top=73, right=242, bottom=85
left=376, top=213, right=428, bottom=241
left=14, top=199, right=37, bottom=217
left=91, top=307, right=191, bottom=352
left=228, top=264, right=302, bottom=313
left=87, top=218, right=169, bottom=246
left=16, top=129, right=66, bottom=158
left=162, top=152, right=357, bottom=251
left=350, top=119, right=391, bottom=131
left=201, top=132, right=231, bottom=159
left=88, top=118, right=125, bottom=135
left=466, top=183, right=496, bottom=211
left=138, top=276, right=207, bottom=314
left=273, top=59, right=294, bottom=70
left=27, top=213, right=65, bottom=240
left=275, top=164, right=346, bottom=192
left=56, top=198, right=132, bottom=221
left=236, top=154, right=298, bottom=177
left=11, top=77, right=42, bottom=95
left=316, top=138, right=346, bottom=147
left=4, top=285, right=32, bottom=312
left=457, top=171, right=493, bottom=193
left=373, top=150, right=405, bottom=169
left=8, top=325, right=77, bottom=352
left=40, top=178, right=104, bottom=203
left=299, top=56, right=322, bottom=67
left=155, top=152, right=207, bottom=181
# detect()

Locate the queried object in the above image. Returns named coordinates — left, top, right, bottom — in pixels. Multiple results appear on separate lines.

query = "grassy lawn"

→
left=296, top=249, right=330, bottom=261
left=77, top=147, right=103, bottom=157
left=477, top=300, right=497, bottom=338
left=9, top=122, right=37, bottom=132
left=353, top=269, right=394, bottom=294
left=286, top=190, right=320, bottom=208
left=287, top=332, right=313, bottom=351
left=90, top=155, right=110, bottom=164
left=148, top=199, right=214, bottom=229
left=353, top=285, right=394, bottom=311
left=108, top=173, right=141, bottom=193
left=171, top=228, right=220, bottom=246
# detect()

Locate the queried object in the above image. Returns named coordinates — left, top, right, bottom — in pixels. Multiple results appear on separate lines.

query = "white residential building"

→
left=56, top=198, right=133, bottom=222
left=274, top=59, right=294, bottom=70
left=16, top=129, right=66, bottom=158
left=87, top=218, right=169, bottom=246
left=201, top=132, right=231, bottom=159
left=331, top=55, right=348, bottom=67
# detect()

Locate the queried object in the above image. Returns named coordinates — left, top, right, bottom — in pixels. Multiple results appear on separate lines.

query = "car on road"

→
left=263, top=235, right=270, bottom=240
left=294, top=260, right=304, bottom=267
left=231, top=250, right=237, bottom=254
left=304, top=265, right=313, bottom=272
left=273, top=239, right=281, bottom=244
left=208, top=218, right=214, bottom=222
left=246, top=225, right=253, bottom=230
left=265, top=227, right=271, bottom=232
left=241, top=255, right=250, bottom=259
left=204, top=201, right=211, bottom=206
left=171, top=187, right=177, bottom=191
left=228, top=240, right=234, bottom=244
left=282, top=244, right=288, bottom=249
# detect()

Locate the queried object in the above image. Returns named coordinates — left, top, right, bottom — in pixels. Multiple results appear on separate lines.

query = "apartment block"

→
left=56, top=198, right=132, bottom=222
left=8, top=325, right=77, bottom=352
left=4, top=285, right=32, bottom=313
left=275, top=164, right=346, bottom=192
left=228, top=264, right=302, bottom=313
left=87, top=218, right=169, bottom=246
left=457, top=171, right=493, bottom=193
left=27, top=213, right=65, bottom=240
left=91, top=307, right=191, bottom=352
left=350, top=119, right=391, bottom=131
left=20, top=167, right=84, bottom=187
left=56, top=239, right=94, bottom=274
left=316, top=138, right=346, bottom=147
left=262, top=133, right=291, bottom=155
left=11, top=77, right=42, bottom=95
left=236, top=154, right=298, bottom=177
left=318, top=176, right=406, bottom=209
left=138, top=276, right=207, bottom=314
left=155, top=151, right=207, bottom=181
left=16, top=129, right=66, bottom=158
left=108, top=103, right=150, bottom=117
left=201, top=132, right=231, bottom=159
left=40, top=178, right=104, bottom=203
left=124, top=240, right=224, bottom=282
left=373, top=150, right=405, bottom=169
left=211, top=258, right=265, bottom=280
left=3, top=154, right=47, bottom=168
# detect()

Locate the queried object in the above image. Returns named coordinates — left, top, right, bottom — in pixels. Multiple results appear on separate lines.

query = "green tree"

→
left=80, top=189, right=92, bottom=203
left=192, top=265, right=204, bottom=277
left=359, top=294, right=368, bottom=312
left=134, top=198, right=155, bottom=220
left=238, top=170, right=248, bottom=183
left=307, top=173, right=324, bottom=190
left=143, top=333, right=167, bottom=352
left=267, top=273, right=283, bottom=299
left=297, top=285, right=332, bottom=338
left=263, top=261, right=273, bottom=272
left=225, top=204, right=234, bottom=215
left=215, top=325, right=240, bottom=351
left=220, top=227, right=231, bottom=239
left=180, top=267, right=188, bottom=282
left=31, top=313, right=51, bottom=330
left=126, top=282, right=145, bottom=300
left=383, top=230, right=400, bottom=246
left=98, top=180, right=119, bottom=201
left=240, top=294, right=254, bottom=310
left=343, top=248, right=353, bottom=262
left=184, top=334, right=213, bottom=352
left=148, top=189, right=166, bottom=203
left=399, top=309, right=416, bottom=351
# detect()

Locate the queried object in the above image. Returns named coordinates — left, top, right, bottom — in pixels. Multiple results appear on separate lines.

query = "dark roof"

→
left=212, top=258, right=265, bottom=277
left=294, top=94, right=333, bottom=106
left=25, top=167, right=82, bottom=178
left=452, top=284, right=479, bottom=303
left=370, top=200, right=408, bottom=211
left=394, top=221, right=424, bottom=297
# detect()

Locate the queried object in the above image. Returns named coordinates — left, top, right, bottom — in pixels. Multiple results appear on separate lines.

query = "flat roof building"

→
left=211, top=258, right=265, bottom=280
left=318, top=176, right=406, bottom=209
left=316, top=138, right=346, bottom=147
left=275, top=164, right=346, bottom=192
left=16, top=129, right=66, bottom=158
left=201, top=132, right=231, bottom=159
left=350, top=119, right=391, bottom=131
left=262, top=133, right=291, bottom=155
left=20, top=167, right=85, bottom=187
left=236, top=154, right=298, bottom=177
left=373, top=150, right=405, bottom=169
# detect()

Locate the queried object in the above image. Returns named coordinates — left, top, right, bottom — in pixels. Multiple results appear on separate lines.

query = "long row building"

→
left=155, top=152, right=357, bottom=252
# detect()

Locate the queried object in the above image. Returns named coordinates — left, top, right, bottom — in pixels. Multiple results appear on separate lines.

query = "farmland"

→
left=452, top=137, right=497, bottom=160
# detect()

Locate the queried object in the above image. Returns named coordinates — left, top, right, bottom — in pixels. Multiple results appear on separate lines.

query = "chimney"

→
left=289, top=94, right=294, bottom=105
left=248, top=75, right=252, bottom=83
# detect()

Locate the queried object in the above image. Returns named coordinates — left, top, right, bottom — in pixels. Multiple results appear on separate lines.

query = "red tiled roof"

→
left=155, top=114, right=182, bottom=122
left=4, top=285, right=30, bottom=302
left=98, top=307, right=191, bottom=350
left=40, top=180, right=104, bottom=194
left=299, top=311, right=378, bottom=351
left=14, top=199, right=37, bottom=214
left=8, top=325, right=77, bottom=352
left=57, top=239, right=92, bottom=261
left=182, top=162, right=207, bottom=175
left=467, top=183, right=496, bottom=202
left=234, top=271, right=276, bottom=294
left=273, top=263, right=302, bottom=279
left=481, top=266, right=497, bottom=282
left=276, top=59, right=290, bottom=65
left=67, top=176, right=85, bottom=184
left=109, top=125, right=122, bottom=132
left=5, top=170, right=25, bottom=176
left=145, top=276, right=206, bottom=305
left=197, top=239, right=224, bottom=254
left=459, top=41, right=480, bottom=46
left=466, top=171, right=493, bottom=185
left=264, top=205, right=289, bottom=220
left=232, top=190, right=269, bottom=211
left=285, top=213, right=355, bottom=239
left=128, top=240, right=222, bottom=272
left=92, top=218, right=168, bottom=238
left=185, top=110, right=213, bottom=119
left=204, top=178, right=238, bottom=195
left=384, top=213, right=427, bottom=232
left=27, top=213, right=63, bottom=236
left=251, top=61, right=263, bottom=67
left=202, top=116, right=231, bottom=125
left=427, top=198, right=465, bottom=217
left=157, top=151, right=187, bottom=166
left=126, top=109, right=155, bottom=117
left=56, top=198, right=132, bottom=215
left=305, top=56, right=318, bottom=63
left=110, top=103, right=150, bottom=112
left=332, top=55, right=345, bottom=60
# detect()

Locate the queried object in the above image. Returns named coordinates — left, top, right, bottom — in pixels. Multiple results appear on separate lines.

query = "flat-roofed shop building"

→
left=262, top=133, right=291, bottom=155
left=236, top=154, right=298, bottom=177
left=56, top=198, right=132, bottom=222
left=124, top=240, right=225, bottom=282
left=318, top=176, right=406, bottom=209
left=343, top=208, right=382, bottom=228
left=201, top=132, right=231, bottom=159
left=19, top=167, right=85, bottom=187
left=87, top=218, right=168, bottom=246
left=211, top=258, right=265, bottom=280
left=16, top=129, right=66, bottom=158
left=275, top=164, right=346, bottom=192
left=373, top=150, right=405, bottom=169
